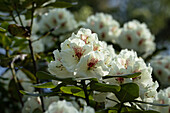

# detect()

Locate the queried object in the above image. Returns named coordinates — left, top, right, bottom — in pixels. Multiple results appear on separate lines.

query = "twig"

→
left=82, top=80, right=90, bottom=106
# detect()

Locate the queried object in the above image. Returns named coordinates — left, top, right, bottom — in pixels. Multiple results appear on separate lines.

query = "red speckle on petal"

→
left=157, top=70, right=162, bottom=75
left=137, top=31, right=141, bottom=36
left=53, top=18, right=57, bottom=24
left=165, top=64, right=170, bottom=69
left=126, top=35, right=131, bottom=42
left=115, top=77, right=124, bottom=84
left=138, top=39, right=145, bottom=46
left=61, top=22, right=65, bottom=27
left=59, top=13, right=63, bottom=19
left=72, top=47, right=85, bottom=60
left=101, top=32, right=105, bottom=38
left=99, top=22, right=104, bottom=29
left=87, top=58, right=98, bottom=70
left=81, top=34, right=88, bottom=44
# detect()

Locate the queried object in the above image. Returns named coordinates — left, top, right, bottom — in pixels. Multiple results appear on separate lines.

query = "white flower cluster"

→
left=48, top=28, right=158, bottom=102
left=22, top=97, right=95, bottom=113
left=117, top=20, right=156, bottom=55
left=152, top=87, right=170, bottom=113
left=105, top=49, right=158, bottom=99
left=48, top=28, right=116, bottom=80
left=38, top=8, right=78, bottom=35
left=45, top=100, right=95, bottom=113
left=83, top=13, right=121, bottom=42
left=22, top=96, right=59, bottom=113
left=150, top=55, right=170, bottom=87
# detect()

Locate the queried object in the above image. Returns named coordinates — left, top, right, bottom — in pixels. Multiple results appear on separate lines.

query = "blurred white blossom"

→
left=117, top=20, right=156, bottom=56
left=38, top=8, right=78, bottom=35
left=84, top=13, right=121, bottom=42
left=150, top=55, right=170, bottom=87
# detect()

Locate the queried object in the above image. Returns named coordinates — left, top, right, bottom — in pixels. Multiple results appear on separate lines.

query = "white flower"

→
left=117, top=20, right=156, bottom=56
left=45, top=100, right=79, bottom=113
left=61, top=38, right=93, bottom=72
left=76, top=51, right=108, bottom=80
left=48, top=28, right=115, bottom=80
left=84, top=13, right=121, bottom=42
left=146, top=87, right=170, bottom=113
left=69, top=28, right=98, bottom=45
left=150, top=55, right=170, bottom=87
left=48, top=50, right=74, bottom=78
left=38, top=8, right=78, bottom=35
left=105, top=49, right=158, bottom=99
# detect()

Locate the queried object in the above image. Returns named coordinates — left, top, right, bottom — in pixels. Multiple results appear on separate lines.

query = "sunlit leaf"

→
left=90, top=81, right=121, bottom=93
left=32, top=82, right=56, bottom=88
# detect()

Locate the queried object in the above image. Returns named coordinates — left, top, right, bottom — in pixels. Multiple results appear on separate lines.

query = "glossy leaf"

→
left=90, top=81, right=121, bottom=93
left=36, top=71, right=76, bottom=85
left=115, top=83, right=139, bottom=102
left=103, top=72, right=141, bottom=79
left=32, top=82, right=56, bottom=88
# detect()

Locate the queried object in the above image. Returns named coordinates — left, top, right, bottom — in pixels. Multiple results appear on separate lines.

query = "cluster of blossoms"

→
left=150, top=55, right=170, bottom=87
left=83, top=13, right=121, bottom=42
left=38, top=8, right=78, bottom=35
left=117, top=20, right=156, bottom=56
left=48, top=28, right=158, bottom=102
left=48, top=28, right=116, bottom=80
left=105, top=49, right=158, bottom=99
left=151, top=87, right=170, bottom=113
left=22, top=97, right=95, bottom=113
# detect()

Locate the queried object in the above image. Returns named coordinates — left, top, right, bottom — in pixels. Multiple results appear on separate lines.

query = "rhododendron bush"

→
left=0, top=0, right=169, bottom=113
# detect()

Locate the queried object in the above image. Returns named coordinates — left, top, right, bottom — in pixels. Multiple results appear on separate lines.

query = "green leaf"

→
left=32, top=82, right=56, bottom=88
left=90, top=81, right=121, bottom=93
left=8, top=24, right=30, bottom=38
left=60, top=86, right=92, bottom=99
left=134, top=100, right=169, bottom=107
left=0, top=27, right=6, bottom=32
left=103, top=72, right=141, bottom=79
left=115, top=83, right=139, bottom=102
left=60, top=86, right=82, bottom=94
left=36, top=71, right=62, bottom=80
left=51, top=83, right=67, bottom=92
left=44, top=1, right=77, bottom=8
left=21, top=68, right=36, bottom=82
left=36, top=71, right=76, bottom=85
